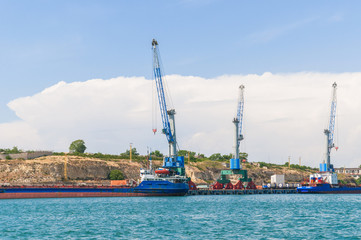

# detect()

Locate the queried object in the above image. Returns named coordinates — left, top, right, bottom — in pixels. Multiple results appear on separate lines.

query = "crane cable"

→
left=152, top=75, right=157, bottom=134
left=157, top=49, right=174, bottom=110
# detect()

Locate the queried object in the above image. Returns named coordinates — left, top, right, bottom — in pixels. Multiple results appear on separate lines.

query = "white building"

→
left=335, top=168, right=361, bottom=179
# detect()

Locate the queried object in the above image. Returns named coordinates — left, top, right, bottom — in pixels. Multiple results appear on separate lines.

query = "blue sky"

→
left=1, top=1, right=361, bottom=166
left=1, top=1, right=360, bottom=114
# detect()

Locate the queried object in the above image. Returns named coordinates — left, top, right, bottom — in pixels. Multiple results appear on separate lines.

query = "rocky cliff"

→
left=0, top=155, right=320, bottom=185
left=0, top=156, right=143, bottom=184
left=186, top=161, right=314, bottom=185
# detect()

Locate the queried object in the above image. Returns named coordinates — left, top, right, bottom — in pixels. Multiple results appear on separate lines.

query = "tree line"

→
left=62, top=139, right=248, bottom=162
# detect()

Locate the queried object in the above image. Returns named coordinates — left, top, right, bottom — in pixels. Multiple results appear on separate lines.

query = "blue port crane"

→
left=236, top=85, right=245, bottom=145
left=152, top=39, right=184, bottom=171
left=322, top=82, right=337, bottom=172
left=231, top=85, right=245, bottom=169
left=214, top=84, right=254, bottom=189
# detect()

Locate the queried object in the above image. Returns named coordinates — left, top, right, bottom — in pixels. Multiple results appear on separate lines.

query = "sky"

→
left=1, top=0, right=361, bottom=168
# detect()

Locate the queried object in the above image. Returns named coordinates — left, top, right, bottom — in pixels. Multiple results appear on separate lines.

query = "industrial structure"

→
left=321, top=82, right=338, bottom=172
left=297, top=83, right=361, bottom=192
left=151, top=39, right=196, bottom=191
left=231, top=85, right=245, bottom=169
left=307, top=82, right=338, bottom=185
left=212, top=85, right=255, bottom=190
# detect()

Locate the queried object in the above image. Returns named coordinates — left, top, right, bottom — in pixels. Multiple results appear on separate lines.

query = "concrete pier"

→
left=187, top=189, right=297, bottom=196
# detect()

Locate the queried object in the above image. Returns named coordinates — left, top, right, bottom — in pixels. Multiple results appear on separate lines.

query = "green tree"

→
left=209, top=153, right=222, bottom=161
left=9, top=146, right=22, bottom=154
left=109, top=169, right=124, bottom=180
left=151, top=150, right=163, bottom=157
left=178, top=150, right=198, bottom=161
left=0, top=147, right=23, bottom=154
left=69, top=140, right=87, bottom=153
left=124, top=148, right=139, bottom=156
left=222, top=153, right=232, bottom=160
left=240, top=152, right=248, bottom=161
left=197, top=153, right=205, bottom=158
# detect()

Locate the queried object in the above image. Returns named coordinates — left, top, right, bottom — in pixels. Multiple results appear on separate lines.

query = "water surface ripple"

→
left=1, top=194, right=361, bottom=239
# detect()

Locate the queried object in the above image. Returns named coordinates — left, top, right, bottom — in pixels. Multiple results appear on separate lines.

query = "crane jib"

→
left=236, top=85, right=245, bottom=145
left=328, top=99, right=337, bottom=148
left=153, top=67, right=174, bottom=143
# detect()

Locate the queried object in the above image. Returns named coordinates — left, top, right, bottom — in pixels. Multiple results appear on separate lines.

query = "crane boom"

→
left=236, top=85, right=245, bottom=143
left=322, top=82, right=337, bottom=172
left=152, top=39, right=174, bottom=144
left=327, top=82, right=337, bottom=149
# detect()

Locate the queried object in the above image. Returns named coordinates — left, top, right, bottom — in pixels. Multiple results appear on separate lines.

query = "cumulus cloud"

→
left=2, top=72, right=361, bottom=168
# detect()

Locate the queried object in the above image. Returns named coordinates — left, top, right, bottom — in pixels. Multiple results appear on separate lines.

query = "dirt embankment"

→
left=0, top=156, right=144, bottom=184
left=0, top=156, right=315, bottom=185
left=186, top=161, right=314, bottom=185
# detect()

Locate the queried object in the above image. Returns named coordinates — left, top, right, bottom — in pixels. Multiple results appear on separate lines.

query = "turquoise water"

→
left=1, top=194, right=361, bottom=239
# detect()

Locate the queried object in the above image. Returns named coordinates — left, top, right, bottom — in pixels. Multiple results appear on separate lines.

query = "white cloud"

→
left=2, top=72, right=361, bottom=168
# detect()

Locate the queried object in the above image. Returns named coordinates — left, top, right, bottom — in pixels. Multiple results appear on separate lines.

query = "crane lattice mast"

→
left=323, top=82, right=337, bottom=172
left=152, top=39, right=178, bottom=159
left=231, top=85, right=245, bottom=170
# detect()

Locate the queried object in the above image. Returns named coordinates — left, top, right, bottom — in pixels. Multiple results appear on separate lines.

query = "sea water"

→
left=1, top=194, right=361, bottom=239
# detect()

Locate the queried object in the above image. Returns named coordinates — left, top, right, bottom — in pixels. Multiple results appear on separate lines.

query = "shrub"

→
left=109, top=170, right=124, bottom=180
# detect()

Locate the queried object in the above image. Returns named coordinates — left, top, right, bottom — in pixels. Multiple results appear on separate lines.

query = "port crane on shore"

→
left=151, top=39, right=186, bottom=176
left=308, top=82, right=338, bottom=185
left=231, top=85, right=245, bottom=168
left=212, top=85, right=256, bottom=190
left=322, top=82, right=338, bottom=172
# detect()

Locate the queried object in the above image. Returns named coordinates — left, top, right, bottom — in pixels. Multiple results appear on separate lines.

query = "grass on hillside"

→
left=52, top=152, right=318, bottom=172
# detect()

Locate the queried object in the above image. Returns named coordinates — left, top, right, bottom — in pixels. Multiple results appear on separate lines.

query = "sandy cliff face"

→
left=246, top=168, right=311, bottom=185
left=185, top=161, right=313, bottom=185
left=0, top=156, right=315, bottom=185
left=0, top=156, right=143, bottom=184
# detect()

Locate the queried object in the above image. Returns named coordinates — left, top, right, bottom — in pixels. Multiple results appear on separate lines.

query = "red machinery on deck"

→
left=233, top=180, right=244, bottom=189
left=225, top=182, right=234, bottom=189
left=188, top=180, right=197, bottom=190
left=211, top=182, right=224, bottom=190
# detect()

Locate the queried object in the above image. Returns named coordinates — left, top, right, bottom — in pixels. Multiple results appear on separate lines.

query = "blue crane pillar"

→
left=231, top=117, right=240, bottom=170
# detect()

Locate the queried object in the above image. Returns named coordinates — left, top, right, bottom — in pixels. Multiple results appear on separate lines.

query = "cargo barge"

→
left=297, top=183, right=361, bottom=194
left=297, top=169, right=361, bottom=194
left=0, top=159, right=189, bottom=199
left=0, top=180, right=188, bottom=199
